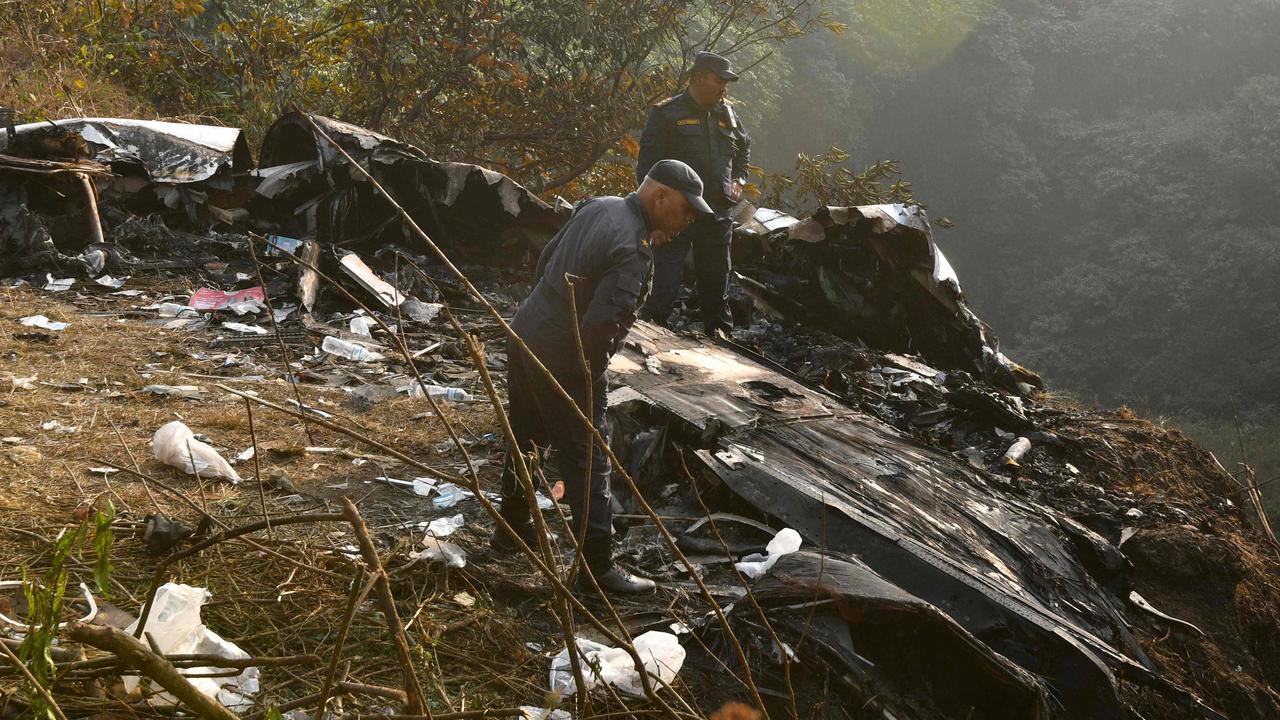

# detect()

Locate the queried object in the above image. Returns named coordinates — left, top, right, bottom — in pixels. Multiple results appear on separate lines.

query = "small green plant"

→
left=750, top=147, right=949, bottom=225
left=17, top=500, right=115, bottom=720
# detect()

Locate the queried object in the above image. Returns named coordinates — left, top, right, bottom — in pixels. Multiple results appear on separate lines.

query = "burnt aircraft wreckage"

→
left=2, top=111, right=1274, bottom=719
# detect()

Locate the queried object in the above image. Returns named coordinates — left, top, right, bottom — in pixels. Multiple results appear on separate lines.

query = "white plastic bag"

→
left=734, top=527, right=802, bottom=579
left=549, top=631, right=685, bottom=697
left=152, top=421, right=242, bottom=483
left=124, top=583, right=259, bottom=711
left=413, top=537, right=467, bottom=568
left=424, top=514, right=464, bottom=539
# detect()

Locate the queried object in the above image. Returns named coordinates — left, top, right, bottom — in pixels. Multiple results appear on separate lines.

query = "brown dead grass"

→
left=0, top=284, right=566, bottom=717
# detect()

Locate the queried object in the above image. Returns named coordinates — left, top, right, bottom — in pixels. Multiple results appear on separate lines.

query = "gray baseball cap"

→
left=692, top=51, right=740, bottom=81
left=646, top=159, right=713, bottom=216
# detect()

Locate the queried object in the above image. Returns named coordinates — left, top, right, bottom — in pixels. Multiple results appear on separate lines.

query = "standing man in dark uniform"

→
left=492, top=160, right=709, bottom=596
left=636, top=51, right=752, bottom=337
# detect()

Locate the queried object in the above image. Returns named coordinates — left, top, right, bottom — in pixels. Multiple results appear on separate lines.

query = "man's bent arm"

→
left=578, top=250, right=649, bottom=378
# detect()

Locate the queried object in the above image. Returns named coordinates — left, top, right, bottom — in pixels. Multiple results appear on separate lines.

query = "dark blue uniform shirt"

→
left=512, top=193, right=653, bottom=378
left=636, top=90, right=751, bottom=211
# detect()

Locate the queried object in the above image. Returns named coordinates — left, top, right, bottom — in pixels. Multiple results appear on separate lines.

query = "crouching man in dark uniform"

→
left=637, top=51, right=751, bottom=337
left=492, top=160, right=709, bottom=596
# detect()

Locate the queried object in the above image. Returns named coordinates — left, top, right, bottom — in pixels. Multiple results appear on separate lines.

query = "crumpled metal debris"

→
left=254, top=112, right=565, bottom=260
left=3, top=118, right=250, bottom=185
left=732, top=203, right=1041, bottom=396
left=608, top=322, right=1224, bottom=719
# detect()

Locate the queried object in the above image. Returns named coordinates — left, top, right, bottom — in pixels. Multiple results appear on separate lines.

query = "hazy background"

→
left=733, top=0, right=1280, bottom=518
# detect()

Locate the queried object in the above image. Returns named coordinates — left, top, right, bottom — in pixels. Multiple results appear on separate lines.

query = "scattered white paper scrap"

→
left=226, top=299, right=265, bottom=316
left=40, top=420, right=78, bottom=434
left=94, top=275, right=128, bottom=288
left=734, top=527, right=802, bottom=580
left=142, top=384, right=204, bottom=400
left=222, top=322, right=268, bottom=335
left=3, top=374, right=37, bottom=391
left=412, top=477, right=437, bottom=496
left=520, top=707, right=572, bottom=720
left=550, top=631, right=685, bottom=697
left=287, top=400, right=334, bottom=419
left=44, top=274, right=75, bottom=292
left=19, top=315, right=69, bottom=331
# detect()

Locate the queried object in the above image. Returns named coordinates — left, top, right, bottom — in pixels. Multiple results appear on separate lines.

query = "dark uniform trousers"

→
left=498, top=340, right=614, bottom=572
left=644, top=211, right=735, bottom=335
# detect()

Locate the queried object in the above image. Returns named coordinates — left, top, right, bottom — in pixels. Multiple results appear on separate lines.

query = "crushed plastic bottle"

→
left=321, top=336, right=385, bottom=362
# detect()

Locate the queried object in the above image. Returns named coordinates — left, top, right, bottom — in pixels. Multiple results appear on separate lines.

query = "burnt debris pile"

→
left=1, top=112, right=1278, bottom=720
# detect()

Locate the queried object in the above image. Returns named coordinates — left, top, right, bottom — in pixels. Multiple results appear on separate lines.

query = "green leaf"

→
left=93, top=499, right=116, bottom=597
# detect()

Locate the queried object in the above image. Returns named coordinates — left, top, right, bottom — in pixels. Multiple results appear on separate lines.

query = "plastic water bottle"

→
left=321, top=336, right=384, bottom=362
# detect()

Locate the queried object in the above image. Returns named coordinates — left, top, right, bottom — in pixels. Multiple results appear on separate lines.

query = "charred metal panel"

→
left=610, top=322, right=1222, bottom=719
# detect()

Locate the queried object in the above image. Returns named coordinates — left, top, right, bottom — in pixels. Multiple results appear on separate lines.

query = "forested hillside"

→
left=737, top=0, right=1280, bottom=517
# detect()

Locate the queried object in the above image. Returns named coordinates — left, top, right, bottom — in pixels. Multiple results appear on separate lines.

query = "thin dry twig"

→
left=316, top=568, right=374, bottom=720
left=69, top=622, right=240, bottom=720
left=341, top=497, right=429, bottom=717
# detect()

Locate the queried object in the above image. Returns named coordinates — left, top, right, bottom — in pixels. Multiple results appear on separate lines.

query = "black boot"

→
left=490, top=520, right=555, bottom=554
left=577, top=564, right=657, bottom=596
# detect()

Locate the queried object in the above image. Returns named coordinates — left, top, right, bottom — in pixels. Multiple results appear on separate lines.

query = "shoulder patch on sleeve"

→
left=722, top=105, right=740, bottom=129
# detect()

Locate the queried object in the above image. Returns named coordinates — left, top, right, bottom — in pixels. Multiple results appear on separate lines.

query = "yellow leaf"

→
left=73, top=79, right=86, bottom=90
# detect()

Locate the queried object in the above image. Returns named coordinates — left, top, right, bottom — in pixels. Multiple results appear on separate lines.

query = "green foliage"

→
left=752, top=147, right=918, bottom=211
left=16, top=504, right=116, bottom=720
left=4, top=0, right=836, bottom=196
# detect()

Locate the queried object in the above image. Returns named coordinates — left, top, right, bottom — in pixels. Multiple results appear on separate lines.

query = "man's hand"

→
left=728, top=181, right=744, bottom=202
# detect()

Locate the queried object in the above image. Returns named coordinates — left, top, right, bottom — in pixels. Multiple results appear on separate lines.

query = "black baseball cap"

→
left=646, top=159, right=713, bottom=216
left=692, top=51, right=739, bottom=82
